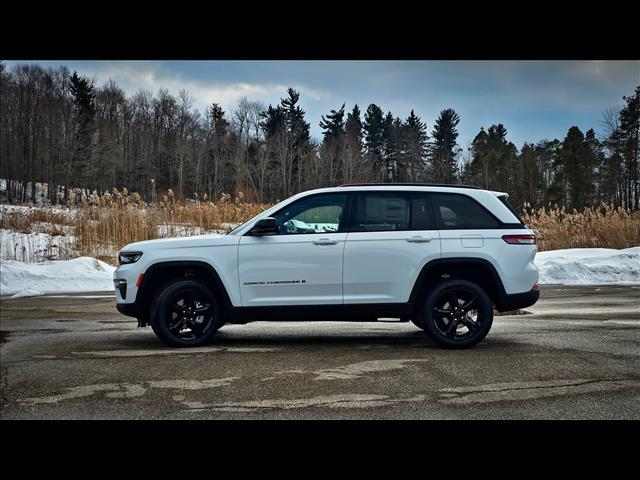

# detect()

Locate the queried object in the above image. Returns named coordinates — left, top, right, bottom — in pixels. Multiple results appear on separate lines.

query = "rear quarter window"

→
left=430, top=193, right=501, bottom=229
left=498, top=195, right=525, bottom=224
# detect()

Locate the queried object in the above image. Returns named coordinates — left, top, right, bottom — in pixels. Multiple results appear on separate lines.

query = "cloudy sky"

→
left=6, top=60, right=639, bottom=148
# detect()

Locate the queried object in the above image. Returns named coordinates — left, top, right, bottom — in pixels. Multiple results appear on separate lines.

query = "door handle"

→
left=406, top=236, right=432, bottom=243
left=313, top=238, right=339, bottom=245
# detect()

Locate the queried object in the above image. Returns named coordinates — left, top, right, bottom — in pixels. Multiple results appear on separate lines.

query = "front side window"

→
left=351, top=192, right=433, bottom=232
left=431, top=193, right=500, bottom=229
left=272, top=193, right=348, bottom=234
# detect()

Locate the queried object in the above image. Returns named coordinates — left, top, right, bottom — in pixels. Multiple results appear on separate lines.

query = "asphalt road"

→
left=1, top=285, right=639, bottom=420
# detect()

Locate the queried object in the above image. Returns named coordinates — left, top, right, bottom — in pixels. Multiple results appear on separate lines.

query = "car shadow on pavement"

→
left=108, top=327, right=479, bottom=351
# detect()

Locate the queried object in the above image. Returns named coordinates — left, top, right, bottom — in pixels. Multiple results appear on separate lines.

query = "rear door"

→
left=342, top=191, right=441, bottom=304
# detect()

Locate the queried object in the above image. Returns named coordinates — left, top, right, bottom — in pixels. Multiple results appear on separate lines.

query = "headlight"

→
left=118, top=251, right=143, bottom=265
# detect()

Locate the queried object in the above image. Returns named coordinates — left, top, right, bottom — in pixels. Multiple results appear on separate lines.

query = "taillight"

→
left=502, top=234, right=536, bottom=245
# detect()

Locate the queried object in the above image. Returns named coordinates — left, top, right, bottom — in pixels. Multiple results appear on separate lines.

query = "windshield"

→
left=226, top=217, right=256, bottom=235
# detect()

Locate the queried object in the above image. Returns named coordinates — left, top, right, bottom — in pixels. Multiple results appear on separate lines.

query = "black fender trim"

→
left=409, top=257, right=533, bottom=312
left=137, top=260, right=234, bottom=310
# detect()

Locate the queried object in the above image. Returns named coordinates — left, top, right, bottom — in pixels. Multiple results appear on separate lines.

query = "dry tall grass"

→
left=1, top=189, right=270, bottom=264
left=522, top=203, right=640, bottom=251
left=74, top=198, right=269, bottom=262
left=2, top=191, right=639, bottom=264
left=0, top=207, right=74, bottom=235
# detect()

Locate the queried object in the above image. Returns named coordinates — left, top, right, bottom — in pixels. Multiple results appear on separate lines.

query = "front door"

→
left=238, top=192, right=350, bottom=306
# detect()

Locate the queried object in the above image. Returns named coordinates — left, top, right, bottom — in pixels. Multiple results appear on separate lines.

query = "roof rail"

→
left=337, top=183, right=481, bottom=190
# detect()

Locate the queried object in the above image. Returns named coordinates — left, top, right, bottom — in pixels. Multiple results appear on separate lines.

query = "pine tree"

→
left=363, top=104, right=386, bottom=180
left=558, top=126, right=590, bottom=210
left=516, top=142, right=540, bottom=209
left=486, top=124, right=510, bottom=191
left=260, top=104, right=285, bottom=140
left=281, top=88, right=310, bottom=146
left=404, top=110, right=428, bottom=182
left=466, top=127, right=489, bottom=188
left=430, top=109, right=460, bottom=183
left=319, top=103, right=345, bottom=139
left=584, top=128, right=603, bottom=206
left=619, top=86, right=640, bottom=209
left=319, top=103, right=346, bottom=185
left=602, top=124, right=625, bottom=206
left=536, top=139, right=561, bottom=205
left=203, top=103, right=230, bottom=199
left=259, top=88, right=310, bottom=197
left=68, top=71, right=96, bottom=192
left=343, top=105, right=366, bottom=183
left=382, top=111, right=399, bottom=181
left=346, top=105, right=363, bottom=138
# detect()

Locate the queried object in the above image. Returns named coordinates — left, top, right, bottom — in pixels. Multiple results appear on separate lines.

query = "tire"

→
left=409, top=316, right=425, bottom=329
left=421, top=279, right=493, bottom=349
left=149, top=279, right=224, bottom=347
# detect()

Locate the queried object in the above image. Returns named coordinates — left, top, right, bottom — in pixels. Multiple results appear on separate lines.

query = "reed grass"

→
left=2, top=190, right=639, bottom=264
left=522, top=203, right=640, bottom=251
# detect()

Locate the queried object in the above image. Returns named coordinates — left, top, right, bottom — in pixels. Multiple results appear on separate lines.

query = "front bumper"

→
left=496, top=287, right=540, bottom=312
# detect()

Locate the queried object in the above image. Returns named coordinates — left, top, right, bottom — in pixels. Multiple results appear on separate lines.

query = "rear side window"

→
left=431, top=193, right=500, bottom=229
left=351, top=192, right=433, bottom=232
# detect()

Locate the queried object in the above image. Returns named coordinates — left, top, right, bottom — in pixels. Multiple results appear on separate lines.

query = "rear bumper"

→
left=116, top=303, right=139, bottom=318
left=496, top=287, right=540, bottom=312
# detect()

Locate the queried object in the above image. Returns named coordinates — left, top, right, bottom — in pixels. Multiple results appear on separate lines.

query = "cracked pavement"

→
left=1, top=285, right=639, bottom=419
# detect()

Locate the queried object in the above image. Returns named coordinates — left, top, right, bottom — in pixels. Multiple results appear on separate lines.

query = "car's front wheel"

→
left=150, top=280, right=224, bottom=347
left=420, top=279, right=493, bottom=349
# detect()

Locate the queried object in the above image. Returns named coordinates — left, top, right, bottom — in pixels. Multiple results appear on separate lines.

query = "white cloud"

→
left=79, top=61, right=327, bottom=115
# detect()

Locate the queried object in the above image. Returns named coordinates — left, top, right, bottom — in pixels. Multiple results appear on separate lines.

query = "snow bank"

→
left=1, top=247, right=639, bottom=298
left=536, top=247, right=640, bottom=285
left=0, top=257, right=115, bottom=297
left=0, top=229, right=75, bottom=262
left=0, top=204, right=76, bottom=218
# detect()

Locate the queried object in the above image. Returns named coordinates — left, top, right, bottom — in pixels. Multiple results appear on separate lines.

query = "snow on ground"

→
left=536, top=247, right=640, bottom=285
left=1, top=246, right=638, bottom=298
left=0, top=204, right=77, bottom=218
left=157, top=223, right=237, bottom=236
left=0, top=229, right=75, bottom=262
left=157, top=224, right=206, bottom=237
left=0, top=257, right=115, bottom=298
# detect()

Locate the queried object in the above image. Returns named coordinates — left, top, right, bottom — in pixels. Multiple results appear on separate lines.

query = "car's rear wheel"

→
left=421, top=279, right=493, bottom=349
left=150, top=280, right=224, bottom=347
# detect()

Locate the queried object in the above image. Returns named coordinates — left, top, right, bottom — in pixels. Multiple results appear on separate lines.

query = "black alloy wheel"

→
left=421, top=279, right=493, bottom=348
left=432, top=288, right=481, bottom=338
left=150, top=280, right=222, bottom=347
left=166, top=290, right=214, bottom=340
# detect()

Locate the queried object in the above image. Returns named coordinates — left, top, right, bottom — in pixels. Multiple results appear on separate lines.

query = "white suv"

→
left=114, top=184, right=539, bottom=349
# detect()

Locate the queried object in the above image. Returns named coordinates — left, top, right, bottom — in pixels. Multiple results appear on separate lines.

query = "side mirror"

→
left=248, top=217, right=278, bottom=236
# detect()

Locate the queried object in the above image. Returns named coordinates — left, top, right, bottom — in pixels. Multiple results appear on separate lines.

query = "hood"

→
left=121, top=233, right=228, bottom=252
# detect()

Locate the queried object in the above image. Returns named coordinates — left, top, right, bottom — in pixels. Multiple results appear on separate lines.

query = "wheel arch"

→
left=409, top=258, right=509, bottom=311
left=136, top=261, right=233, bottom=323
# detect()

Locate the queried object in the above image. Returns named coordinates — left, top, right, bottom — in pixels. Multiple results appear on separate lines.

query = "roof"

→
left=337, top=183, right=481, bottom=190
